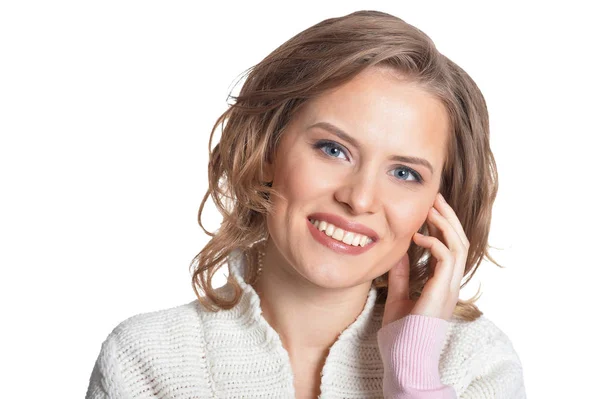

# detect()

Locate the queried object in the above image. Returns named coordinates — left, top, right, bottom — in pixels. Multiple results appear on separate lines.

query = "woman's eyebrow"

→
left=307, top=121, right=434, bottom=174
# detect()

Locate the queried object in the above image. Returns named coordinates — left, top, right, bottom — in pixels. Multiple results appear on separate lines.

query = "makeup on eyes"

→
left=311, top=139, right=424, bottom=184
left=307, top=121, right=435, bottom=175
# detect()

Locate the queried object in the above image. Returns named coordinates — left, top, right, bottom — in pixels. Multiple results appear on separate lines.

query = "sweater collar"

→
left=226, top=247, right=382, bottom=343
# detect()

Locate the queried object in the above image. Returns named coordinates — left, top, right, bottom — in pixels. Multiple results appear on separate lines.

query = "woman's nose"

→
left=333, top=171, right=381, bottom=215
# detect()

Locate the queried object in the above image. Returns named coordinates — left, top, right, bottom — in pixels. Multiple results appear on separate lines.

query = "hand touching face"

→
left=383, top=193, right=469, bottom=325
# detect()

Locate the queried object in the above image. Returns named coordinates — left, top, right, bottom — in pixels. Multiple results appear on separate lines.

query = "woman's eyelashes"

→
left=312, top=139, right=424, bottom=184
left=314, top=139, right=349, bottom=160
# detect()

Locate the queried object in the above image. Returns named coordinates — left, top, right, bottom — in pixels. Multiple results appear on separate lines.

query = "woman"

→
left=86, top=10, right=526, bottom=398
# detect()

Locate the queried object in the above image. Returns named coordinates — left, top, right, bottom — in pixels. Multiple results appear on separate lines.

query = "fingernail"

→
left=438, top=193, right=446, bottom=203
left=432, top=207, right=440, bottom=215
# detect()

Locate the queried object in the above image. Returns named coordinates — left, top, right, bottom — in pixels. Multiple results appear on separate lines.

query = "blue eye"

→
left=316, top=140, right=349, bottom=160
left=391, top=167, right=423, bottom=183
left=312, top=140, right=424, bottom=184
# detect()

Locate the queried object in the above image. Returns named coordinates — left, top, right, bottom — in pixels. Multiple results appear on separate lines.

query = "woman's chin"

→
left=295, top=265, right=371, bottom=290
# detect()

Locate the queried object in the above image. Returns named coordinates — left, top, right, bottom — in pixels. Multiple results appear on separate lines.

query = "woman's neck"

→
left=250, top=242, right=373, bottom=357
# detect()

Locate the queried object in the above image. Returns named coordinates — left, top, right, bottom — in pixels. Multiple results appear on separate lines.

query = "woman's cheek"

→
left=388, top=200, right=429, bottom=238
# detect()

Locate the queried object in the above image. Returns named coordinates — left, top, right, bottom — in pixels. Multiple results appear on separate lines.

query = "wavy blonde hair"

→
left=189, top=10, right=502, bottom=321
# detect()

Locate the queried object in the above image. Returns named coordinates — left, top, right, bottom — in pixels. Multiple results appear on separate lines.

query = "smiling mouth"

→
left=308, top=217, right=375, bottom=247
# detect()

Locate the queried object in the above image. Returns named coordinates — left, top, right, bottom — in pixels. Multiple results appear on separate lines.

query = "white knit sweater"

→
left=86, top=248, right=526, bottom=398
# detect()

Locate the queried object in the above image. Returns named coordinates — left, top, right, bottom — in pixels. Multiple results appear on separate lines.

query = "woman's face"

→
left=263, top=66, right=450, bottom=289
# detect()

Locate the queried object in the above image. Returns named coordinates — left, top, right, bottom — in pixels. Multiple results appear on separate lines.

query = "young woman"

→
left=86, top=10, right=526, bottom=398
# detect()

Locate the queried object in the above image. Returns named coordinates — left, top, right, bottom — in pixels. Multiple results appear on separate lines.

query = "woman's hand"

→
left=382, top=193, right=470, bottom=327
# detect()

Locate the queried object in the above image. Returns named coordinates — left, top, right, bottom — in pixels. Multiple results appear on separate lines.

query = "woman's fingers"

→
left=433, top=193, right=470, bottom=250
left=382, top=193, right=471, bottom=324
left=409, top=193, right=471, bottom=320
left=386, top=253, right=410, bottom=302
left=412, top=232, right=456, bottom=320
left=428, top=195, right=469, bottom=286
left=413, top=232, right=454, bottom=289
left=382, top=253, right=415, bottom=327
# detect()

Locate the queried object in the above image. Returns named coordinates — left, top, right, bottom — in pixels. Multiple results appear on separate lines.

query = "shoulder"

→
left=440, top=314, right=527, bottom=398
left=108, top=284, right=234, bottom=342
left=109, top=299, right=204, bottom=342
left=106, top=285, right=237, bottom=354
left=445, top=313, right=516, bottom=351
left=88, top=287, right=232, bottom=398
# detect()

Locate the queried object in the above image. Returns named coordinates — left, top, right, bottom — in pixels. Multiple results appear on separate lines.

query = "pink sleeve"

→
left=377, top=314, right=457, bottom=399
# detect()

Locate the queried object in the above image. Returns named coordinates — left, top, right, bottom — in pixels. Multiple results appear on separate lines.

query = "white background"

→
left=1, top=1, right=598, bottom=397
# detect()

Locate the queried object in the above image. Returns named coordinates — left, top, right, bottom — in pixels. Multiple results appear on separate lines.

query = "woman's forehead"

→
left=290, top=71, right=449, bottom=170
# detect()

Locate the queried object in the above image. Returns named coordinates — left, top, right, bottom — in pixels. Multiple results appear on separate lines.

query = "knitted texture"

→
left=86, top=249, right=526, bottom=398
left=378, top=315, right=456, bottom=398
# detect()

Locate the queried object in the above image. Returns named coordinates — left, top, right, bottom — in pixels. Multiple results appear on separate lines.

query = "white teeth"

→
left=317, top=220, right=328, bottom=232
left=342, top=231, right=354, bottom=244
left=325, top=224, right=335, bottom=237
left=309, top=218, right=374, bottom=247
left=360, top=235, right=368, bottom=247
left=332, top=228, right=345, bottom=240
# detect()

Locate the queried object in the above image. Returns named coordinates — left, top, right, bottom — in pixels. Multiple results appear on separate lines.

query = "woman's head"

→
left=192, top=10, right=499, bottom=320
left=261, top=66, right=450, bottom=290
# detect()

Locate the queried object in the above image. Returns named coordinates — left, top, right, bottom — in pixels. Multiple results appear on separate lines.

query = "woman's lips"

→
left=307, top=212, right=379, bottom=241
left=306, top=218, right=376, bottom=255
